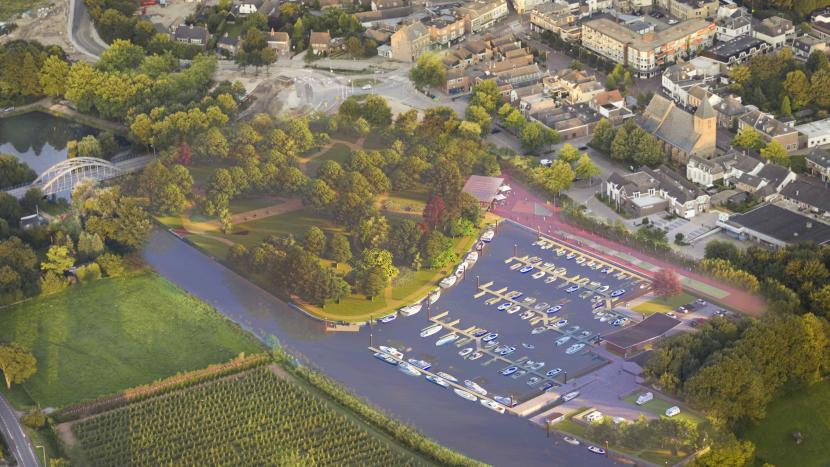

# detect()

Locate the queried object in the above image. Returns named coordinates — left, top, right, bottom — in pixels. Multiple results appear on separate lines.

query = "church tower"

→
left=693, top=99, right=717, bottom=158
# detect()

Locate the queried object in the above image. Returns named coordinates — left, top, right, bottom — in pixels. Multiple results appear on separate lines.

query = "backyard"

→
left=0, top=273, right=262, bottom=408
left=742, top=379, right=830, bottom=467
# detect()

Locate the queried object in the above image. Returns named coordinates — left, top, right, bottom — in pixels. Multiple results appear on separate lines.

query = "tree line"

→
left=591, top=117, right=665, bottom=168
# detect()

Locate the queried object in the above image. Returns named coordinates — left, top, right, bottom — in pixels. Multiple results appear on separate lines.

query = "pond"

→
left=0, top=111, right=101, bottom=175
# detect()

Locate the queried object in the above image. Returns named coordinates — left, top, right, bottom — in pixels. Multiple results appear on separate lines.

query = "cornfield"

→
left=73, top=367, right=425, bottom=466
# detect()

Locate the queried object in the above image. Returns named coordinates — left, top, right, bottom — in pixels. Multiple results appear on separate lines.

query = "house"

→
left=718, top=204, right=830, bottom=247
left=661, top=62, right=718, bottom=107
left=543, top=69, right=604, bottom=104
left=701, top=36, right=770, bottom=67
left=217, top=33, right=239, bottom=54
left=753, top=16, right=795, bottom=49
left=805, top=148, right=830, bottom=180
left=530, top=103, right=601, bottom=141
left=812, top=10, right=830, bottom=41
left=796, top=118, right=830, bottom=148
left=492, top=63, right=543, bottom=86
left=377, top=44, right=392, bottom=58
left=456, top=0, right=509, bottom=34
left=390, top=22, right=431, bottom=62
left=603, top=166, right=710, bottom=219
left=713, top=94, right=747, bottom=129
left=372, top=0, right=409, bottom=11
left=715, top=7, right=751, bottom=41
left=792, top=35, right=827, bottom=59
left=779, top=175, right=830, bottom=217
left=510, top=0, right=549, bottom=14
left=445, top=68, right=472, bottom=94
left=739, top=108, right=799, bottom=152
left=589, top=90, right=634, bottom=123
left=424, top=15, right=466, bottom=46
left=233, top=0, right=263, bottom=16
left=686, top=151, right=761, bottom=187
left=640, top=94, right=717, bottom=164
left=266, top=30, right=290, bottom=54
left=733, top=162, right=795, bottom=195
left=655, top=0, right=719, bottom=21
left=309, top=31, right=332, bottom=55
left=172, top=24, right=209, bottom=47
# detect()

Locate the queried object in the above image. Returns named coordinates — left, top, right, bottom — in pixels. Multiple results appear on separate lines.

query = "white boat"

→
left=429, top=290, right=441, bottom=304
left=555, top=336, right=571, bottom=346
left=458, top=347, right=474, bottom=357
left=531, top=326, right=547, bottom=335
left=407, top=359, right=431, bottom=371
left=435, top=333, right=459, bottom=346
left=566, top=343, right=585, bottom=355
left=520, top=311, right=534, bottom=320
left=532, top=270, right=546, bottom=279
left=454, top=388, right=478, bottom=401
left=480, top=230, right=495, bottom=242
left=399, top=303, right=422, bottom=316
left=437, top=371, right=458, bottom=383
left=373, top=352, right=397, bottom=365
left=420, top=324, right=442, bottom=338
left=464, top=380, right=488, bottom=396
left=398, top=362, right=422, bottom=377
left=545, top=276, right=557, bottom=284
left=378, top=313, right=397, bottom=323
left=480, top=399, right=506, bottom=413
left=468, top=351, right=483, bottom=360
left=426, top=374, right=450, bottom=388
left=439, top=275, right=458, bottom=288
left=378, top=346, right=403, bottom=360
left=465, top=251, right=479, bottom=263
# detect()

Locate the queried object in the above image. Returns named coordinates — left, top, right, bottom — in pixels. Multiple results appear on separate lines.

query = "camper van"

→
left=665, top=406, right=681, bottom=417
left=636, top=392, right=653, bottom=405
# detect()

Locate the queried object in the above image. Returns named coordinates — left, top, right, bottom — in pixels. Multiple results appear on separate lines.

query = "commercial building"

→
left=425, top=15, right=466, bottom=46
left=529, top=3, right=578, bottom=36
left=603, top=313, right=680, bottom=359
left=581, top=17, right=716, bottom=77
left=718, top=204, right=830, bottom=247
left=390, top=22, right=431, bottom=62
left=795, top=118, right=830, bottom=148
left=457, top=0, right=509, bottom=34
left=641, top=94, right=717, bottom=164
left=715, top=7, right=751, bottom=41
left=655, top=0, right=718, bottom=21
left=510, top=0, right=549, bottom=14
left=701, top=36, right=770, bottom=66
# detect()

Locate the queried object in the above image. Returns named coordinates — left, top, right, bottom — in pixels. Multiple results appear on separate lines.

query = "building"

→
left=233, top=0, right=263, bottom=16
left=812, top=10, right=830, bottom=41
left=805, top=148, right=830, bottom=180
left=462, top=175, right=506, bottom=209
left=390, top=22, right=431, bottom=62
left=701, top=36, right=770, bottom=66
left=603, top=166, right=710, bottom=218
left=493, top=63, right=544, bottom=86
left=444, top=69, right=472, bottom=94
left=217, top=33, right=239, bottom=54
left=309, top=31, right=332, bottom=55
left=715, top=7, right=751, bottom=41
left=581, top=17, right=716, bottom=78
left=796, top=118, right=830, bottom=148
left=686, top=151, right=760, bottom=187
left=543, top=68, right=605, bottom=104
left=266, top=30, right=290, bottom=54
left=753, top=16, right=795, bottom=49
left=425, top=15, right=466, bottom=45
left=718, top=203, right=830, bottom=247
left=457, top=0, right=509, bottom=34
left=603, top=313, right=680, bottom=358
left=739, top=108, right=799, bottom=152
left=793, top=35, right=827, bottom=59
left=377, top=44, right=392, bottom=58
left=371, top=0, right=409, bottom=10
left=641, top=94, right=717, bottom=164
left=779, top=175, right=830, bottom=216
left=172, top=24, right=209, bottom=46
left=655, top=0, right=718, bottom=21
left=589, top=89, right=634, bottom=123
left=713, top=94, right=747, bottom=128
left=661, top=62, right=717, bottom=106
left=530, top=102, right=601, bottom=140
left=19, top=212, right=47, bottom=230
left=510, top=0, right=549, bottom=14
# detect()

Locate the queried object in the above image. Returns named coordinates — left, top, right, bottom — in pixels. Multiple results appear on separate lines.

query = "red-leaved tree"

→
left=178, top=141, right=192, bottom=166
left=652, top=268, right=682, bottom=299
left=423, top=195, right=446, bottom=230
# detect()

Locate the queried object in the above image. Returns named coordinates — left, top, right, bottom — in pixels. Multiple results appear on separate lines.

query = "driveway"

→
left=0, top=395, right=39, bottom=467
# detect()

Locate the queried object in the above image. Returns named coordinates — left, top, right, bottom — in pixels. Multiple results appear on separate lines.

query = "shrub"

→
left=76, top=263, right=102, bottom=283
left=39, top=271, right=68, bottom=296
left=21, top=411, right=46, bottom=429
left=96, top=253, right=125, bottom=278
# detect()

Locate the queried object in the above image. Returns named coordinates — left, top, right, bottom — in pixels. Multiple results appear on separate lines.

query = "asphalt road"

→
left=69, top=0, right=107, bottom=58
left=0, top=395, right=39, bottom=467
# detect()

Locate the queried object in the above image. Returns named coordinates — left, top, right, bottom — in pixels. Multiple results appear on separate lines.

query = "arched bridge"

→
left=5, top=154, right=154, bottom=199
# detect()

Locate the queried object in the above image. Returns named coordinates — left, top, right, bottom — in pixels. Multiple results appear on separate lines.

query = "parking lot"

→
left=368, top=221, right=653, bottom=414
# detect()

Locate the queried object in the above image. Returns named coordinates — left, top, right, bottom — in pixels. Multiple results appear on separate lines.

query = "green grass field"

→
left=0, top=273, right=261, bottom=408
left=228, top=196, right=282, bottom=215
left=631, top=292, right=695, bottom=315
left=223, top=210, right=345, bottom=249
left=305, top=143, right=352, bottom=174
left=742, top=379, right=830, bottom=467
left=621, top=392, right=703, bottom=425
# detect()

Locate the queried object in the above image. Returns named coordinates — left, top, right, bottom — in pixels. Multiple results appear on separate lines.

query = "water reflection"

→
left=0, top=112, right=99, bottom=174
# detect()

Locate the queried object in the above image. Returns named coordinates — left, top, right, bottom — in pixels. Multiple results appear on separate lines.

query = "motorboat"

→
left=378, top=346, right=403, bottom=359
left=505, top=291, right=523, bottom=299
left=522, top=297, right=537, bottom=305
left=522, top=342, right=535, bottom=349
left=610, top=289, right=626, bottom=297
left=465, top=251, right=479, bottom=263
left=554, top=267, right=567, bottom=275
left=454, top=388, right=478, bottom=401
left=476, top=241, right=484, bottom=251
left=420, top=324, right=442, bottom=338
left=520, top=311, right=534, bottom=320
left=480, top=399, right=506, bottom=414
left=493, top=345, right=508, bottom=354
left=531, top=271, right=546, bottom=279
left=484, top=297, right=500, bottom=305
left=437, top=372, right=458, bottom=383
left=566, top=253, right=577, bottom=260
left=407, top=359, right=431, bottom=371
left=483, top=340, right=499, bottom=349
left=542, top=262, right=555, bottom=270
left=378, top=313, right=397, bottom=324
left=566, top=285, right=580, bottom=293
left=519, top=265, right=534, bottom=273
left=480, top=230, right=495, bottom=242
left=555, top=336, right=571, bottom=346
left=566, top=343, right=585, bottom=355
left=531, top=326, right=547, bottom=335
left=472, top=329, right=488, bottom=337
left=439, top=275, right=457, bottom=288
left=458, top=347, right=474, bottom=357
left=435, top=333, right=459, bottom=346
left=454, top=264, right=466, bottom=277
left=553, top=319, right=568, bottom=328
left=562, top=391, right=580, bottom=402
left=373, top=352, right=397, bottom=365
left=500, top=366, right=519, bottom=376
left=482, top=332, right=499, bottom=342
left=429, top=290, right=441, bottom=304
left=540, top=381, right=555, bottom=391
left=464, top=380, right=487, bottom=396
left=426, top=375, right=450, bottom=388
left=556, top=248, right=567, bottom=256
left=528, top=361, right=545, bottom=371
left=527, top=376, right=541, bottom=386
left=399, top=303, right=422, bottom=316
left=528, top=256, right=542, bottom=264
left=498, top=346, right=516, bottom=356
left=544, top=276, right=557, bottom=284
left=511, top=369, right=527, bottom=379
left=398, top=362, right=421, bottom=377
left=539, top=243, right=552, bottom=250
left=546, top=368, right=562, bottom=377
left=575, top=257, right=586, bottom=265
left=506, top=305, right=522, bottom=314
left=533, top=302, right=549, bottom=311
left=546, top=305, right=563, bottom=314
left=497, top=302, right=512, bottom=311
left=494, top=395, right=515, bottom=407
left=468, top=352, right=483, bottom=360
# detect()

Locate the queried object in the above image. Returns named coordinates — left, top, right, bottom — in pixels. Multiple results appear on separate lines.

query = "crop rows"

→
left=73, top=367, right=423, bottom=466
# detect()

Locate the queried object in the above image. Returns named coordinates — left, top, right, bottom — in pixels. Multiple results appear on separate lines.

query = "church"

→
left=640, top=94, right=717, bottom=165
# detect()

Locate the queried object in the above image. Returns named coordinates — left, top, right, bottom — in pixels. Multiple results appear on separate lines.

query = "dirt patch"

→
left=238, top=76, right=292, bottom=117
left=1, top=0, right=78, bottom=59
left=56, top=421, right=78, bottom=447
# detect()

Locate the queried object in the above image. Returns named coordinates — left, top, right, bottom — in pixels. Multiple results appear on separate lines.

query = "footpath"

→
left=492, top=173, right=765, bottom=316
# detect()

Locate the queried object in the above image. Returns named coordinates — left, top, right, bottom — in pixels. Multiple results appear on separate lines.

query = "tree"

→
left=77, top=232, right=105, bottom=261
left=304, top=226, right=327, bottom=256
left=732, top=127, right=764, bottom=150
left=0, top=344, right=36, bottom=389
left=691, top=439, right=755, bottom=467
left=423, top=195, right=447, bottom=230
left=704, top=240, right=739, bottom=263
left=356, top=215, right=389, bottom=250
left=41, top=245, right=74, bottom=274
left=559, top=144, right=581, bottom=163
left=327, top=234, right=352, bottom=264
left=421, top=230, right=457, bottom=269
left=468, top=80, right=501, bottom=114
left=784, top=70, right=811, bottom=109
left=652, top=268, right=682, bottom=299
left=362, top=268, right=386, bottom=300
left=807, top=49, right=829, bottom=74
left=811, top=68, right=830, bottom=108
left=591, top=118, right=616, bottom=154
left=760, top=140, right=789, bottom=166
left=362, top=95, right=392, bottom=127
left=96, top=39, right=145, bottom=72
left=76, top=135, right=103, bottom=158
left=538, top=160, right=575, bottom=196
left=409, top=52, right=445, bottom=89
left=38, top=55, right=70, bottom=97
left=521, top=122, right=559, bottom=153
left=610, top=127, right=629, bottom=161
left=465, top=104, right=492, bottom=133
left=780, top=95, right=792, bottom=116
left=574, top=154, right=601, bottom=184
left=354, top=248, right=398, bottom=286
left=387, top=219, right=423, bottom=265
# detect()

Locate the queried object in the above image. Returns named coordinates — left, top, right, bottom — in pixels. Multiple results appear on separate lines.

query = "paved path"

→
left=493, top=173, right=766, bottom=316
left=0, top=395, right=39, bottom=467
left=178, top=197, right=304, bottom=246
left=68, top=0, right=107, bottom=58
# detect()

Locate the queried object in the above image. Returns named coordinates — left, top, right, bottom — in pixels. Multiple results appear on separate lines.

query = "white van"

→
left=585, top=411, right=603, bottom=423
left=636, top=392, right=653, bottom=405
left=665, top=406, right=680, bottom=417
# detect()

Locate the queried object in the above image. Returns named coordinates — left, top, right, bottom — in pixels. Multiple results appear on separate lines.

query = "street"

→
left=68, top=0, right=108, bottom=57
left=0, top=395, right=39, bottom=467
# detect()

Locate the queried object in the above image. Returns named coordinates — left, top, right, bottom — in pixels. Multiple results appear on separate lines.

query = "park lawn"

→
left=228, top=196, right=283, bottom=215
left=0, top=273, right=262, bottom=408
left=621, top=393, right=703, bottom=425
left=363, top=131, right=392, bottom=150
left=741, top=379, right=830, bottom=467
left=631, top=292, right=696, bottom=315
left=188, top=161, right=231, bottom=188
left=303, top=143, right=352, bottom=174
left=187, top=234, right=233, bottom=261
left=222, top=210, right=345, bottom=249
left=379, top=190, right=428, bottom=218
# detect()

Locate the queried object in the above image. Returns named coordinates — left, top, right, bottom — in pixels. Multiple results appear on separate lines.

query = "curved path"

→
left=68, top=0, right=108, bottom=58
left=0, top=395, right=39, bottom=467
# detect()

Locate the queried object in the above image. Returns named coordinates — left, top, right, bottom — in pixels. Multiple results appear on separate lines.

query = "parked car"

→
left=665, top=406, right=680, bottom=417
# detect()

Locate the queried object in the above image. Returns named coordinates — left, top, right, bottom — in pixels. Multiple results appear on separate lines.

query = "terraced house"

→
left=581, top=17, right=715, bottom=77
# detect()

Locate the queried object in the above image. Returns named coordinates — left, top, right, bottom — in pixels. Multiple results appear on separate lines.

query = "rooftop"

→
left=603, top=313, right=680, bottom=350
left=806, top=148, right=830, bottom=169
left=702, top=35, right=765, bottom=61
left=795, top=118, right=830, bottom=139
left=462, top=175, right=505, bottom=204
left=781, top=176, right=830, bottom=213
left=727, top=203, right=830, bottom=244
left=582, top=17, right=713, bottom=51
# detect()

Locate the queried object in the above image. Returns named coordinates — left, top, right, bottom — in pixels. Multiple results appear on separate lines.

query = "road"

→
left=68, top=0, right=107, bottom=58
left=0, top=395, right=39, bottom=467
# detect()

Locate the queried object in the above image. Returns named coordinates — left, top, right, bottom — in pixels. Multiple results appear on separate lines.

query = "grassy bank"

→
left=0, top=272, right=262, bottom=408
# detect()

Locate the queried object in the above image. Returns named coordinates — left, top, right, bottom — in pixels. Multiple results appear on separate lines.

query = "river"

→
left=143, top=230, right=617, bottom=467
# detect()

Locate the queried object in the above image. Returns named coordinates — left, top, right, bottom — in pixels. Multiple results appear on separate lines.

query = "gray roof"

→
left=806, top=149, right=830, bottom=169
left=733, top=152, right=763, bottom=173
left=173, top=24, right=208, bottom=41
left=642, top=95, right=700, bottom=154
left=603, top=313, right=680, bottom=349
left=646, top=166, right=702, bottom=203
left=780, top=176, right=830, bottom=213
left=462, top=175, right=505, bottom=203
left=729, top=203, right=830, bottom=244
left=740, top=109, right=796, bottom=138
left=756, top=163, right=791, bottom=187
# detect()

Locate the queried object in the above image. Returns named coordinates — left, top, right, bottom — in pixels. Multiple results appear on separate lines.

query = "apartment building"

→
left=655, top=0, right=718, bottom=21
left=425, top=15, right=466, bottom=45
left=510, top=0, right=549, bottom=14
left=753, top=16, right=795, bottom=49
left=457, top=0, right=509, bottom=34
left=390, top=22, right=431, bottom=62
left=581, top=17, right=716, bottom=77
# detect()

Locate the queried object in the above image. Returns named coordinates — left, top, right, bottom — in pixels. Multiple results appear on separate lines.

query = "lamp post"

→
left=36, top=445, right=46, bottom=467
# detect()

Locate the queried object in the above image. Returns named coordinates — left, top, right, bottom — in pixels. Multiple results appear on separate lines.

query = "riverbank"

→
left=0, top=98, right=126, bottom=135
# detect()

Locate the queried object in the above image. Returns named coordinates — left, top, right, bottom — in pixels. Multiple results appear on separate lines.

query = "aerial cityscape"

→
left=1, top=0, right=829, bottom=465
